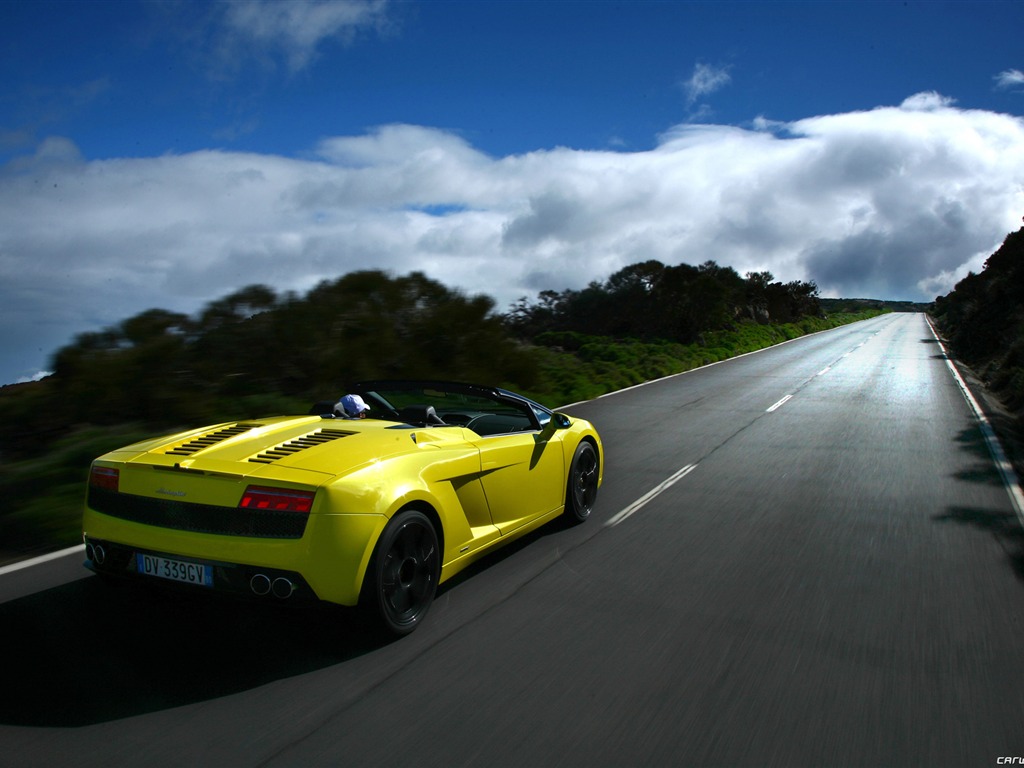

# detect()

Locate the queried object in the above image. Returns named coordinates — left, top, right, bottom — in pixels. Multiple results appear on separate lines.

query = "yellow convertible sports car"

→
left=82, top=381, right=603, bottom=635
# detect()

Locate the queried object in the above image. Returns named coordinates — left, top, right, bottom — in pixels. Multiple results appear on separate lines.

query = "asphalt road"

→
left=3, top=313, right=1023, bottom=767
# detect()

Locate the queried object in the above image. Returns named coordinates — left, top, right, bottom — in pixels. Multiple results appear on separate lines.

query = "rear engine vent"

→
left=249, top=429, right=353, bottom=464
left=165, top=424, right=260, bottom=457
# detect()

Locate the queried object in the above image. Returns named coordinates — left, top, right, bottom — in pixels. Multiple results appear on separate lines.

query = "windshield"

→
left=354, top=382, right=546, bottom=432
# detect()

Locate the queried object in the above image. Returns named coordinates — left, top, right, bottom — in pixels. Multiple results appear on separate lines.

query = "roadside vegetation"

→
left=931, top=227, right=1024, bottom=474
left=1, top=259, right=888, bottom=562
left=932, top=227, right=1024, bottom=417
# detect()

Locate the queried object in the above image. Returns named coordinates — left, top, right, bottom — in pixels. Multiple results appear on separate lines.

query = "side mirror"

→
left=552, top=413, right=572, bottom=429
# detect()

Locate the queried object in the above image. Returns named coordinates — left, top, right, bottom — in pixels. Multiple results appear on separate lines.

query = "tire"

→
left=362, top=509, right=440, bottom=636
left=565, top=441, right=599, bottom=523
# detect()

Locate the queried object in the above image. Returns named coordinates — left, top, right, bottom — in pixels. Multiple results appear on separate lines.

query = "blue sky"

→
left=1, top=0, right=1023, bottom=385
left=7, top=2, right=1022, bottom=159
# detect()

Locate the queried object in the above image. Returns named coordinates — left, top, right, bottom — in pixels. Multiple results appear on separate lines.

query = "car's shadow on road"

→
left=0, top=575, right=383, bottom=728
left=0, top=521, right=567, bottom=729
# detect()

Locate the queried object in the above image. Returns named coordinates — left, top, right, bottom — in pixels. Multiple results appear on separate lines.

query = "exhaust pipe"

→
left=250, top=574, right=271, bottom=596
left=250, top=574, right=294, bottom=599
left=271, top=578, right=294, bottom=599
left=87, top=543, right=107, bottom=565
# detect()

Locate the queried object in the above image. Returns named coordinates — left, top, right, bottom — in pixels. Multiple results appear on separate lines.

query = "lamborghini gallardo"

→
left=82, top=381, right=602, bottom=635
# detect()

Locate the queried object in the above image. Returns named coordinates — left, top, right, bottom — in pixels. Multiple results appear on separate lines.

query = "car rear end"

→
left=82, top=418, right=392, bottom=607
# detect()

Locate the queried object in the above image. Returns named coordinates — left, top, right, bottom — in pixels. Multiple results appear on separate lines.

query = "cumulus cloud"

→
left=219, top=0, right=391, bottom=72
left=1, top=94, right=1023, bottom=383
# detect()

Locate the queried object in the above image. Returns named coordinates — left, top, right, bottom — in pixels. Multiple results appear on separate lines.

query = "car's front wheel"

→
left=566, top=441, right=599, bottom=523
left=362, top=509, right=440, bottom=636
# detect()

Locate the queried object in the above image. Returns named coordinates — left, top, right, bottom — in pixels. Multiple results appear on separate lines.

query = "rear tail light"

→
left=89, top=466, right=120, bottom=492
left=239, top=486, right=315, bottom=514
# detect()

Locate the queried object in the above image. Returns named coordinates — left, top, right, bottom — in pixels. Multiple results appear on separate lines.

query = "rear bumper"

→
left=83, top=537, right=317, bottom=603
left=83, top=507, right=388, bottom=606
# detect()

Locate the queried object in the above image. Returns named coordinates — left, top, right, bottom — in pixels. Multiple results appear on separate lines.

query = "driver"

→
left=335, top=394, right=371, bottom=419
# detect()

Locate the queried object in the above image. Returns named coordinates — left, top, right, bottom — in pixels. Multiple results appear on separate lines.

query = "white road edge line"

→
left=605, top=464, right=698, bottom=528
left=927, top=318, right=1024, bottom=525
left=0, top=544, right=85, bottom=577
left=766, top=394, right=793, bottom=413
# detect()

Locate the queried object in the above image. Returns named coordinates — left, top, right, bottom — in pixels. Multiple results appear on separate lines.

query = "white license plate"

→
left=136, top=553, right=213, bottom=588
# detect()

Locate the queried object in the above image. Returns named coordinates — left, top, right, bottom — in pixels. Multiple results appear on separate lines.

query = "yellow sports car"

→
left=82, top=381, right=602, bottom=635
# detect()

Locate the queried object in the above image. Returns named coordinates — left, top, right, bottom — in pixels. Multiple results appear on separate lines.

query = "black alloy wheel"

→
left=365, top=509, right=440, bottom=636
left=566, top=441, right=598, bottom=523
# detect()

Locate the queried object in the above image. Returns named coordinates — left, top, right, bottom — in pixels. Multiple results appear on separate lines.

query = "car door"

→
left=471, top=420, right=565, bottom=536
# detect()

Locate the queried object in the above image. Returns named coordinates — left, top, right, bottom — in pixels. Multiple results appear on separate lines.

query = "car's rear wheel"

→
left=566, top=441, right=598, bottom=523
left=363, top=509, right=440, bottom=636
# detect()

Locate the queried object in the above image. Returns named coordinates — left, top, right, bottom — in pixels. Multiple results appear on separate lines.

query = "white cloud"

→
left=221, top=0, right=391, bottom=72
left=995, top=69, right=1024, bottom=91
left=683, top=63, right=732, bottom=106
left=1, top=96, right=1023, bottom=383
left=15, top=370, right=51, bottom=384
left=900, top=91, right=957, bottom=111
